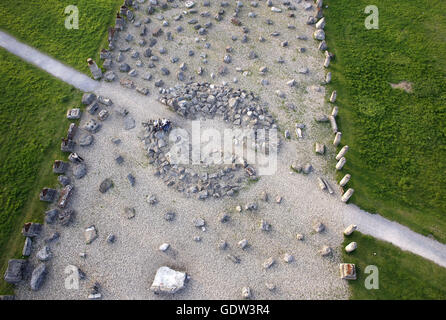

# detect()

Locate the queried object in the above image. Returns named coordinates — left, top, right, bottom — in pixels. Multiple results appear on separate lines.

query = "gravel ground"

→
left=7, top=0, right=445, bottom=300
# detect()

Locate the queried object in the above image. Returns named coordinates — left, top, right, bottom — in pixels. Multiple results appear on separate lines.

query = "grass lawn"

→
left=343, top=232, right=446, bottom=299
left=0, top=49, right=83, bottom=294
left=324, top=0, right=446, bottom=242
left=0, top=0, right=122, bottom=73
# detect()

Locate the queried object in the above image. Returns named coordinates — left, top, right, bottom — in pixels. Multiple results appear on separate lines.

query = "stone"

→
left=340, top=263, right=357, bottom=280
left=30, top=263, right=47, bottom=291
left=263, top=257, right=275, bottom=269
left=296, top=234, right=304, bottom=241
left=22, top=237, right=32, bottom=257
left=265, top=282, right=276, bottom=291
left=219, top=212, right=230, bottom=223
left=82, top=92, right=96, bottom=105
left=316, top=17, right=326, bottom=29
left=344, top=224, right=357, bottom=236
left=67, top=108, right=81, bottom=120
left=79, top=134, right=94, bottom=146
left=150, top=266, right=187, bottom=294
left=4, top=259, right=26, bottom=284
left=164, top=212, right=175, bottom=221
left=260, top=191, right=268, bottom=202
left=345, top=242, right=357, bottom=253
left=147, top=194, right=158, bottom=205
left=85, top=226, right=98, bottom=244
left=341, top=188, right=355, bottom=203
left=194, top=218, right=205, bottom=228
left=45, top=209, right=59, bottom=224
left=271, top=7, right=282, bottom=12
left=336, top=157, right=346, bottom=170
left=314, top=222, right=325, bottom=233
left=320, top=245, right=332, bottom=257
left=36, top=246, right=52, bottom=261
left=99, top=178, right=113, bottom=193
left=59, top=209, right=75, bottom=226
left=73, top=163, right=87, bottom=179
left=226, top=254, right=240, bottom=264
left=260, top=219, right=271, bottom=231
left=124, top=116, right=136, bottom=130
left=123, top=207, right=136, bottom=219
left=39, top=188, right=57, bottom=202
left=336, top=146, right=349, bottom=161
left=22, top=222, right=42, bottom=237
left=242, top=287, right=252, bottom=299
left=238, top=239, right=248, bottom=249
left=315, top=143, right=325, bottom=155
left=245, top=202, right=258, bottom=211
left=302, top=163, right=313, bottom=174
left=313, top=29, right=325, bottom=41
left=159, top=243, right=170, bottom=252
left=283, top=253, right=294, bottom=263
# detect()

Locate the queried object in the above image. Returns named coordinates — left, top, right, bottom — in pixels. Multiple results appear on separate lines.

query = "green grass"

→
left=0, top=49, right=83, bottom=294
left=0, top=0, right=122, bottom=295
left=0, top=0, right=122, bottom=73
left=325, top=0, right=446, bottom=242
left=343, top=232, right=446, bottom=299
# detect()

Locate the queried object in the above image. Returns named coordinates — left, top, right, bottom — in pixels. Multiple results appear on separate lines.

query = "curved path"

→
left=1, top=30, right=445, bottom=269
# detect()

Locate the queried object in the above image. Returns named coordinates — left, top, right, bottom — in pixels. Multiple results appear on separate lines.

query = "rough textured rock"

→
left=30, top=263, right=47, bottom=291
left=4, top=259, right=26, bottom=284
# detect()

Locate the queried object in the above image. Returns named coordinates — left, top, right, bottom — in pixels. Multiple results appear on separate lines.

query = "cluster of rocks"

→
left=138, top=82, right=280, bottom=199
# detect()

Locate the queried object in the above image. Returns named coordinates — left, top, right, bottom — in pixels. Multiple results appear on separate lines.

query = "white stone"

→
left=345, top=242, right=357, bottom=253
left=150, top=266, right=187, bottom=294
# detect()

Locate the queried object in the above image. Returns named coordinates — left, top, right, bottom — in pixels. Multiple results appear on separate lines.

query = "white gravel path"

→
left=1, top=6, right=445, bottom=300
left=0, top=30, right=98, bottom=92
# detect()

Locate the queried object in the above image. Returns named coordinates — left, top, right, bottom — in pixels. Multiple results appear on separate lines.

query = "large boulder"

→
left=150, top=266, right=187, bottom=294
left=4, top=259, right=26, bottom=284
left=30, top=263, right=47, bottom=291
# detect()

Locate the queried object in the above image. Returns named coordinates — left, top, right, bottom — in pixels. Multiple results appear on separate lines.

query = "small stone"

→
left=219, top=240, right=228, bottom=250
left=194, top=218, right=206, bottom=228
left=242, top=287, right=251, bottom=299
left=283, top=253, right=294, bottom=263
left=123, top=207, right=136, bottom=219
left=164, top=212, right=175, bottom=221
left=106, top=234, right=116, bottom=244
left=85, top=226, right=98, bottom=244
left=345, top=242, right=357, bottom=253
left=159, top=243, right=170, bottom=252
left=22, top=238, right=32, bottom=257
left=320, top=245, right=332, bottom=257
left=265, top=282, right=276, bottom=291
left=314, top=222, right=325, bottom=233
left=238, top=239, right=248, bottom=249
left=263, top=257, right=275, bottom=269
left=147, top=195, right=158, bottom=205
left=99, top=178, right=113, bottom=193
left=36, top=246, right=52, bottom=261
left=260, top=219, right=271, bottom=231
left=344, top=224, right=357, bottom=236
left=296, top=234, right=305, bottom=241
left=30, top=263, right=47, bottom=291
